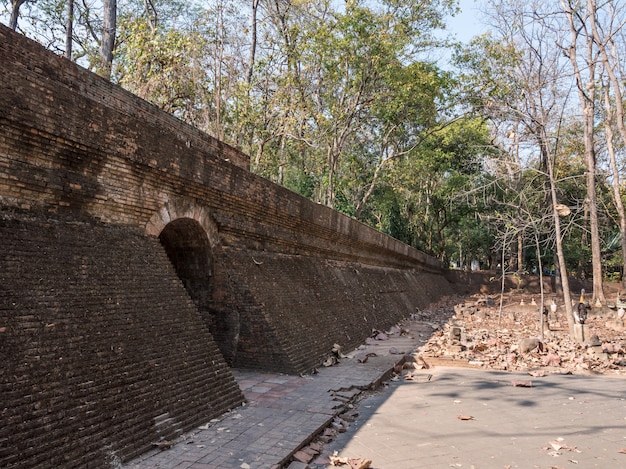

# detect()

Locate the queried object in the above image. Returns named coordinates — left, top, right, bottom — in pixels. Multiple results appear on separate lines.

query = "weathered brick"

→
left=0, top=216, right=245, bottom=467
left=0, top=23, right=456, bottom=468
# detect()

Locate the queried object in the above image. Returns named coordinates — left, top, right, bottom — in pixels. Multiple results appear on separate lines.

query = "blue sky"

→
left=448, top=0, right=489, bottom=44
left=431, top=0, right=489, bottom=67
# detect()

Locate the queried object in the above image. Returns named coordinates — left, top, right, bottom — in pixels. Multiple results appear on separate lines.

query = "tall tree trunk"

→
left=247, top=0, right=259, bottom=85
left=545, top=138, right=574, bottom=335
left=561, top=0, right=605, bottom=304
left=143, top=0, right=157, bottom=31
left=584, top=0, right=605, bottom=304
left=325, top=145, right=337, bottom=208
left=592, top=8, right=626, bottom=291
left=212, top=0, right=225, bottom=140
left=65, top=0, right=74, bottom=60
left=533, top=227, right=546, bottom=338
left=602, top=86, right=626, bottom=290
left=585, top=134, right=604, bottom=303
left=9, top=0, right=28, bottom=30
left=99, top=0, right=117, bottom=79
left=517, top=232, right=523, bottom=272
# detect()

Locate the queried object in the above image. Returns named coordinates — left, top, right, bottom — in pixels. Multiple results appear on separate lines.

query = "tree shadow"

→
left=316, top=367, right=626, bottom=468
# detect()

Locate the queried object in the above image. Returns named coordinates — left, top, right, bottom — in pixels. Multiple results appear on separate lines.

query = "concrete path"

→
left=125, top=315, right=626, bottom=469
left=318, top=368, right=626, bottom=469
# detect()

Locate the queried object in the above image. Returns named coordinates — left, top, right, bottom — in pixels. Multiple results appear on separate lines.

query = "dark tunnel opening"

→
left=158, top=217, right=237, bottom=364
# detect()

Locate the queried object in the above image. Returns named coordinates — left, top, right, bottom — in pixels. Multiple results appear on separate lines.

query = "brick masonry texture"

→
left=0, top=213, right=244, bottom=468
left=0, top=24, right=457, bottom=467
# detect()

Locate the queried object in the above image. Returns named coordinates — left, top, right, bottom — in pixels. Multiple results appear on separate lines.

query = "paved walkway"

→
left=125, top=317, right=626, bottom=469
left=123, top=322, right=428, bottom=469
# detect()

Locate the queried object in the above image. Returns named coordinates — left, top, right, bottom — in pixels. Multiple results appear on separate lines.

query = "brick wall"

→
left=221, top=249, right=454, bottom=373
left=0, top=24, right=458, bottom=467
left=0, top=212, right=244, bottom=468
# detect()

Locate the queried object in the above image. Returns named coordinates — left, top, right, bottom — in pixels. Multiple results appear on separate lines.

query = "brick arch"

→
left=145, top=197, right=219, bottom=247
left=146, top=198, right=240, bottom=365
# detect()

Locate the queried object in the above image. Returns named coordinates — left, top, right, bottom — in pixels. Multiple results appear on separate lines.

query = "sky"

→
left=447, top=0, right=489, bottom=44
left=429, top=0, right=489, bottom=68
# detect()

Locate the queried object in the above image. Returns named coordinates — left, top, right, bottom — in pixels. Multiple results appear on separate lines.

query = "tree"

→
left=99, top=0, right=116, bottom=78
left=560, top=0, right=605, bottom=304
left=456, top=1, right=579, bottom=332
left=8, top=0, right=29, bottom=29
left=246, top=0, right=259, bottom=85
left=2, top=0, right=97, bottom=64
left=590, top=0, right=626, bottom=290
left=65, top=0, right=73, bottom=59
left=352, top=61, right=452, bottom=220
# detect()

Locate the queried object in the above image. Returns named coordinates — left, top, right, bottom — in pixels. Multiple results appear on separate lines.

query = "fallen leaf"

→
left=332, top=343, right=346, bottom=358
left=348, top=458, right=372, bottom=469
left=550, top=441, right=563, bottom=451
left=323, top=356, right=338, bottom=367
left=543, top=352, right=562, bottom=367
left=152, top=440, right=174, bottom=450
left=457, top=414, right=474, bottom=420
left=511, top=380, right=533, bottom=387
left=328, top=451, right=372, bottom=468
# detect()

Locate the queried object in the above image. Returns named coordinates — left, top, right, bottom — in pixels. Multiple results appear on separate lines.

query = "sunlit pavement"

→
left=124, top=312, right=626, bottom=469
left=319, top=367, right=626, bottom=469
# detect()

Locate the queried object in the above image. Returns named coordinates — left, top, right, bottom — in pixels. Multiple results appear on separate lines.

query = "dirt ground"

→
left=410, top=280, right=626, bottom=377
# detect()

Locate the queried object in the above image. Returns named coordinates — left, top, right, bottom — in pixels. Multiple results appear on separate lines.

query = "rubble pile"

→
left=414, top=294, right=626, bottom=376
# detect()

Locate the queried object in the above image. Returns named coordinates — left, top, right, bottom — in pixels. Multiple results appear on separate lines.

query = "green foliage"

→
left=453, top=33, right=523, bottom=113
left=115, top=18, right=204, bottom=114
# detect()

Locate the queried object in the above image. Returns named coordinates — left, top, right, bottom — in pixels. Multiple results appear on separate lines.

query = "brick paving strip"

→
left=123, top=322, right=427, bottom=469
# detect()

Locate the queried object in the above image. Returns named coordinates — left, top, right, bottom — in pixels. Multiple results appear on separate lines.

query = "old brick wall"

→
left=0, top=23, right=452, bottom=371
left=0, top=212, right=244, bottom=468
left=222, top=250, right=454, bottom=373
left=0, top=24, right=458, bottom=467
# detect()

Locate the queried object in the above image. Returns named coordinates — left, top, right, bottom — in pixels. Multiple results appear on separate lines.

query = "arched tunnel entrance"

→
left=158, top=218, right=239, bottom=364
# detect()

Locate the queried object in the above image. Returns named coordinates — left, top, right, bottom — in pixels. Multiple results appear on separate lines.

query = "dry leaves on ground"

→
left=329, top=451, right=372, bottom=468
left=412, top=292, right=626, bottom=377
